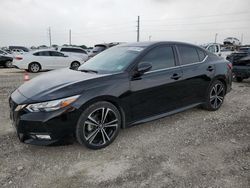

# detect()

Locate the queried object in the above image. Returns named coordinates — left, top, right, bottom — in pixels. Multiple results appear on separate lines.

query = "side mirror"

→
left=136, top=62, right=152, bottom=75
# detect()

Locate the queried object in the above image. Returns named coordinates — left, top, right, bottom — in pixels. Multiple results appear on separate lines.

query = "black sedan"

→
left=0, top=55, right=13, bottom=68
left=9, top=41, right=232, bottom=149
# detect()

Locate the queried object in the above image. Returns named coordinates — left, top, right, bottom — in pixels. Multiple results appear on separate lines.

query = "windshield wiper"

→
left=80, top=69, right=98, bottom=73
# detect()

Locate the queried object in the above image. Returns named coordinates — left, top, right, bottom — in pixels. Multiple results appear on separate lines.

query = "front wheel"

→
left=202, top=80, right=226, bottom=111
left=76, top=101, right=121, bottom=149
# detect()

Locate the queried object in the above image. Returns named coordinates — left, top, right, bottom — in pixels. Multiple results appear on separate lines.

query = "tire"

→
left=202, top=80, right=226, bottom=111
left=70, top=61, right=80, bottom=70
left=5, top=60, right=12, bottom=68
left=76, top=101, right=121, bottom=149
left=236, top=77, right=243, bottom=82
left=28, top=62, right=41, bottom=73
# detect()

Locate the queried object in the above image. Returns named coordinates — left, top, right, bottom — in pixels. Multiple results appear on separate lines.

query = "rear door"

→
left=49, top=51, right=69, bottom=69
left=129, top=45, right=184, bottom=121
left=176, top=44, right=214, bottom=106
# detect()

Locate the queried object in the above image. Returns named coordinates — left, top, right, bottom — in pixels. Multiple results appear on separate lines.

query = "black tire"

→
left=76, top=101, right=121, bottom=149
left=28, top=62, right=41, bottom=73
left=5, top=60, right=12, bottom=68
left=236, top=77, right=243, bottom=82
left=70, top=61, right=80, bottom=70
left=202, top=80, right=226, bottom=111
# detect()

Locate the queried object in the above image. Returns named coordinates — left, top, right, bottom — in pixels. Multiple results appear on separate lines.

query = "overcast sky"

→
left=0, top=0, right=250, bottom=47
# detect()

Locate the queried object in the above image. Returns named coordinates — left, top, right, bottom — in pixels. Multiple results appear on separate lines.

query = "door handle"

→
left=171, top=73, right=181, bottom=80
left=207, top=66, right=214, bottom=72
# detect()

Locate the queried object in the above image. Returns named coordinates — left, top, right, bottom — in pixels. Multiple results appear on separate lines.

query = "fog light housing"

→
left=36, top=135, right=51, bottom=140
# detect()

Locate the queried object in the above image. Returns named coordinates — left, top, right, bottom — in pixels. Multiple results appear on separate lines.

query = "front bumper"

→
left=9, top=98, right=81, bottom=145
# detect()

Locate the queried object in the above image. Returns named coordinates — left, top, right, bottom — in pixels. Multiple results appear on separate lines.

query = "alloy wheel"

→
left=210, top=83, right=224, bottom=109
left=83, top=107, right=118, bottom=147
left=30, top=63, right=40, bottom=72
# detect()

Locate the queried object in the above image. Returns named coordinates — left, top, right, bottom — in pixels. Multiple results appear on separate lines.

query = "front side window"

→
left=139, top=46, right=175, bottom=71
left=178, top=45, right=200, bottom=65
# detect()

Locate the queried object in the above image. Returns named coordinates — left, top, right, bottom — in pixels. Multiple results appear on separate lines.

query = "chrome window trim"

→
left=144, top=55, right=208, bottom=75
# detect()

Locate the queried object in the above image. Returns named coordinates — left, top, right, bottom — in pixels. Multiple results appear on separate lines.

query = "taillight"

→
left=227, top=63, right=233, bottom=70
left=15, top=57, right=23, bottom=60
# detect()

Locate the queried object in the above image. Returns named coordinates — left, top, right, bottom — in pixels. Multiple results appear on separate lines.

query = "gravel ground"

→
left=0, top=68, right=249, bottom=188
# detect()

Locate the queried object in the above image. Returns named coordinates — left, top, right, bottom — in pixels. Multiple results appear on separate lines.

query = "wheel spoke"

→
left=102, top=108, right=110, bottom=124
left=85, top=120, right=99, bottom=127
left=104, top=119, right=118, bottom=126
left=87, top=115, right=99, bottom=125
left=86, top=129, right=99, bottom=142
left=217, top=96, right=223, bottom=103
left=104, top=123, right=118, bottom=128
left=100, top=129, right=106, bottom=144
left=210, top=95, right=216, bottom=102
left=217, top=85, right=224, bottom=95
left=214, top=98, right=218, bottom=108
left=102, top=128, right=110, bottom=141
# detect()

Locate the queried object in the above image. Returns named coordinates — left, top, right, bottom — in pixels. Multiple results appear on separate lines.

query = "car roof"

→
left=118, top=41, right=205, bottom=50
left=32, top=49, right=58, bottom=53
left=59, top=46, right=83, bottom=49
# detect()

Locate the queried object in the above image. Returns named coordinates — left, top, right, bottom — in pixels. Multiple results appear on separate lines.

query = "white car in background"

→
left=223, top=37, right=241, bottom=46
left=56, top=46, right=88, bottom=61
left=12, top=49, right=84, bottom=73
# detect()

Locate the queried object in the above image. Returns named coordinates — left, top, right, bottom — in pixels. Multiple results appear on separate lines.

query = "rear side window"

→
left=61, top=48, right=71, bottom=52
left=139, top=46, right=175, bottom=71
left=50, top=51, right=64, bottom=56
left=33, top=51, right=50, bottom=56
left=178, top=45, right=200, bottom=65
left=197, top=49, right=206, bottom=61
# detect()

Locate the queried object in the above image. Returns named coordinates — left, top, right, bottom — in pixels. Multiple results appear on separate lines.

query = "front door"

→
left=129, top=45, right=184, bottom=122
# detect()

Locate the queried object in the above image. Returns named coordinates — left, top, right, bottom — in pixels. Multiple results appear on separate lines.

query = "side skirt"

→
left=127, top=103, right=202, bottom=127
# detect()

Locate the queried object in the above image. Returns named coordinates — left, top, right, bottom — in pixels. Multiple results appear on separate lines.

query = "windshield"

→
left=79, top=46, right=144, bottom=74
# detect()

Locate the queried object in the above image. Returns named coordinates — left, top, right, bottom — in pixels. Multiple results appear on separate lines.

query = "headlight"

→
left=26, top=95, right=80, bottom=112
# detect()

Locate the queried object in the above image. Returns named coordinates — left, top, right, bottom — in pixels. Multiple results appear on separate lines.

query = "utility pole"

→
left=48, top=27, right=52, bottom=47
left=214, top=33, right=218, bottom=43
left=137, top=16, right=140, bottom=42
left=240, top=33, right=243, bottom=45
left=149, top=35, right=152, bottom=41
left=69, top=29, right=72, bottom=46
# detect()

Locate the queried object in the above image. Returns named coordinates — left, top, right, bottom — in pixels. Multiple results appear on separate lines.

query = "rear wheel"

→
left=70, top=61, right=80, bottom=70
left=236, top=77, right=243, bottom=82
left=5, top=60, right=12, bottom=68
left=76, top=101, right=121, bottom=149
left=29, top=62, right=41, bottom=73
left=203, top=80, right=226, bottom=111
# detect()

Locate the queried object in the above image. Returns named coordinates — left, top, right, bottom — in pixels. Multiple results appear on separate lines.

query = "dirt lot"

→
left=0, top=68, right=249, bottom=188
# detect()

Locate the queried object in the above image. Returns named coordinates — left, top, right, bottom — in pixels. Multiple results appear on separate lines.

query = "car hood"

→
left=15, top=68, right=108, bottom=103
